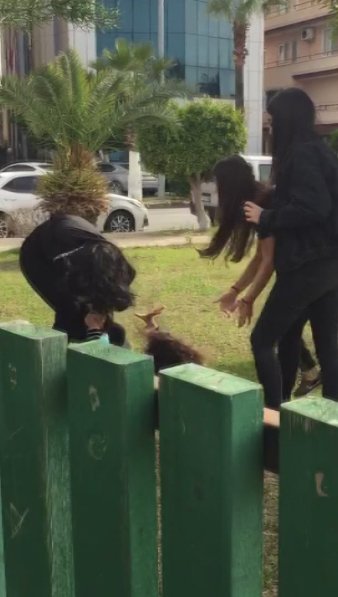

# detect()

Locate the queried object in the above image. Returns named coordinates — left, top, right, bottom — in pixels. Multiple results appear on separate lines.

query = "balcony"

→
left=263, top=103, right=338, bottom=129
left=265, top=0, right=331, bottom=31
left=265, top=49, right=338, bottom=88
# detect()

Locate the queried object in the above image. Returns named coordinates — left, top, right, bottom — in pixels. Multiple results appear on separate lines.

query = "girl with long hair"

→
left=244, top=88, right=338, bottom=408
left=200, top=153, right=321, bottom=402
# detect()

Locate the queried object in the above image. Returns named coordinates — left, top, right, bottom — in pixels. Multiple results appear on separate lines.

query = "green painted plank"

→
left=67, top=342, right=158, bottom=597
left=159, top=364, right=264, bottom=597
left=280, top=397, right=338, bottom=596
left=0, top=323, right=74, bottom=597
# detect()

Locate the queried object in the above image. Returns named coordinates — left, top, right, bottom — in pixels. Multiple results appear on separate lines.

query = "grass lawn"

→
left=0, top=245, right=282, bottom=595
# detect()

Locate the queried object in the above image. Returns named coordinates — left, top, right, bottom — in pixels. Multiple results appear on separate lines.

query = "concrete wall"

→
left=245, top=13, right=265, bottom=154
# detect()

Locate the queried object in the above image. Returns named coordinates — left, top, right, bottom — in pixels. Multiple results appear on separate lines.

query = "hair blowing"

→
left=200, top=155, right=262, bottom=262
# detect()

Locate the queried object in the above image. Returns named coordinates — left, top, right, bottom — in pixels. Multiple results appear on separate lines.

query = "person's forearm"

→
left=243, top=260, right=274, bottom=304
left=231, top=253, right=261, bottom=294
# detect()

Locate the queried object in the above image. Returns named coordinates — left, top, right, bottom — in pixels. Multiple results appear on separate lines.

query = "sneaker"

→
left=294, top=373, right=321, bottom=397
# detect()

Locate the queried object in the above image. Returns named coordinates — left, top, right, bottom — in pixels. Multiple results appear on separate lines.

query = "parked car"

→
left=191, top=155, right=272, bottom=224
left=0, top=172, right=149, bottom=238
left=0, top=161, right=52, bottom=174
left=97, top=162, right=159, bottom=195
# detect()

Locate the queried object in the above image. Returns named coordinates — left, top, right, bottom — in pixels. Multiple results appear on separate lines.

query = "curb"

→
left=144, top=201, right=190, bottom=210
left=0, top=233, right=209, bottom=253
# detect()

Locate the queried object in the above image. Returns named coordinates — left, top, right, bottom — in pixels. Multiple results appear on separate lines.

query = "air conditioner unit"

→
left=301, top=28, right=315, bottom=41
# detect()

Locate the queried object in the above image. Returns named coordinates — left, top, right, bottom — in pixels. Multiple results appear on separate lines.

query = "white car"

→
left=0, top=172, right=149, bottom=238
left=0, top=161, right=52, bottom=174
left=97, top=162, right=159, bottom=195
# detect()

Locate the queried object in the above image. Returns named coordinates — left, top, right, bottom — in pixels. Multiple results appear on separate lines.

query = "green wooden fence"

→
left=0, top=322, right=337, bottom=596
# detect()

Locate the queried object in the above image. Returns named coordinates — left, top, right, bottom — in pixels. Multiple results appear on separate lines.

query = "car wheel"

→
left=105, top=210, right=135, bottom=233
left=110, top=181, right=125, bottom=194
left=0, top=213, right=9, bottom=238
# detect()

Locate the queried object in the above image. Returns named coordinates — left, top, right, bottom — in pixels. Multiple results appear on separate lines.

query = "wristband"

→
left=231, top=285, right=241, bottom=294
left=241, top=297, right=253, bottom=306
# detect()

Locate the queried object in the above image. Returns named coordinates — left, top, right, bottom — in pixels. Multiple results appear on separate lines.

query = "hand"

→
left=215, top=289, right=238, bottom=316
left=244, top=202, right=263, bottom=224
left=85, top=312, right=107, bottom=330
left=237, top=299, right=254, bottom=328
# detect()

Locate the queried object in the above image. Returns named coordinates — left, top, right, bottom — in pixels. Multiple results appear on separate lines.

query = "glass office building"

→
left=97, top=0, right=235, bottom=99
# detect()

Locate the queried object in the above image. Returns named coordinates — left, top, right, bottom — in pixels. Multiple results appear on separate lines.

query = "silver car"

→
left=97, top=162, right=159, bottom=195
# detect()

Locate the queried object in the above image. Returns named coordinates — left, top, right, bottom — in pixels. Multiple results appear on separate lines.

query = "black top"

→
left=30, top=214, right=106, bottom=262
left=20, top=215, right=127, bottom=344
left=258, top=139, right=338, bottom=273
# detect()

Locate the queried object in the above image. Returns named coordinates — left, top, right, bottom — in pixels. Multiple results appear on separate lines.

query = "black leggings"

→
left=251, top=258, right=338, bottom=409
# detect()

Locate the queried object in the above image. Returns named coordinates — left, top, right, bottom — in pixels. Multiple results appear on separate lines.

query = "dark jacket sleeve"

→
left=258, top=143, right=333, bottom=236
left=86, top=329, right=103, bottom=341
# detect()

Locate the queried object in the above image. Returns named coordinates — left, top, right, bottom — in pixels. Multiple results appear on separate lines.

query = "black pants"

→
left=20, top=236, right=126, bottom=345
left=251, top=258, right=338, bottom=409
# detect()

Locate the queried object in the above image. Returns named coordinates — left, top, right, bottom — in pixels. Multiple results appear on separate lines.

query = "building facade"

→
left=97, top=0, right=235, bottom=99
left=0, top=24, right=95, bottom=159
left=264, top=0, right=338, bottom=149
left=98, top=0, right=265, bottom=153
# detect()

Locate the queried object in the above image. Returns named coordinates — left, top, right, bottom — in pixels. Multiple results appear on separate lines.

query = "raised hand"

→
left=244, top=202, right=263, bottom=224
left=135, top=305, right=165, bottom=331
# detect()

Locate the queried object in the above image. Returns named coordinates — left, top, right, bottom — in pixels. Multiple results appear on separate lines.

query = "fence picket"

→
left=0, top=323, right=73, bottom=597
left=67, top=342, right=158, bottom=597
left=159, top=364, right=264, bottom=597
left=280, top=397, right=338, bottom=597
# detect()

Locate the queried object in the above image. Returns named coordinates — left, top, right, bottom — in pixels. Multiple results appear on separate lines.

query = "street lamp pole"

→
left=158, top=0, right=166, bottom=197
left=158, top=0, right=165, bottom=59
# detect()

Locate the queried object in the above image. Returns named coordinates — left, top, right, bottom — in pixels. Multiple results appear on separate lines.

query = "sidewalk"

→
left=0, top=231, right=209, bottom=252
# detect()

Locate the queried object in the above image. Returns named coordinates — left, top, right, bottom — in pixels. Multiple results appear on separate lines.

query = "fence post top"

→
left=0, top=321, right=66, bottom=341
left=68, top=340, right=153, bottom=367
left=160, top=363, right=262, bottom=397
left=281, top=397, right=338, bottom=427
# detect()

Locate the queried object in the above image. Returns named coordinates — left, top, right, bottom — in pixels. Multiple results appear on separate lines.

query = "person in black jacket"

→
left=245, top=88, right=338, bottom=409
left=20, top=214, right=136, bottom=344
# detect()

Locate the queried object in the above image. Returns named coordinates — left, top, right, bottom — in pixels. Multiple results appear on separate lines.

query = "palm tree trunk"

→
left=233, top=21, right=249, bottom=111
left=234, top=62, right=244, bottom=111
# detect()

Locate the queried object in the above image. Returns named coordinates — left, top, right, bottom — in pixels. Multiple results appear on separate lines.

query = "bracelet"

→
left=231, top=285, right=241, bottom=294
left=241, top=297, right=253, bottom=306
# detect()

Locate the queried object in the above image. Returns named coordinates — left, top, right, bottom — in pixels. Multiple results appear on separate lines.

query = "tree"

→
left=208, top=0, right=280, bottom=110
left=0, top=51, right=177, bottom=221
left=0, top=0, right=118, bottom=30
left=94, top=38, right=182, bottom=200
left=138, top=99, right=247, bottom=230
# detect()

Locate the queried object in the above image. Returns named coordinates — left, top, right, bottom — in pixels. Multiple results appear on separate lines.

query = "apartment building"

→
left=264, top=0, right=338, bottom=150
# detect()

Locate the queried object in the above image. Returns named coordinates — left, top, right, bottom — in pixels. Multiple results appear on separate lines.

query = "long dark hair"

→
left=200, top=155, right=264, bottom=262
left=268, top=88, right=316, bottom=179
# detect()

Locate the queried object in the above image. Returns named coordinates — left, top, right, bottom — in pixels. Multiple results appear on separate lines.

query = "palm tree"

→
left=208, top=0, right=280, bottom=110
left=94, top=38, right=177, bottom=199
left=0, top=50, right=177, bottom=221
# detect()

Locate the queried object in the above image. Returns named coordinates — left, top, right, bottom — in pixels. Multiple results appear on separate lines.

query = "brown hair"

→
left=200, top=155, right=270, bottom=262
left=144, top=330, right=203, bottom=374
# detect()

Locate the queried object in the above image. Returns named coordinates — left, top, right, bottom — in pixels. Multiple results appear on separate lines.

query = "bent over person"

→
left=20, top=213, right=136, bottom=344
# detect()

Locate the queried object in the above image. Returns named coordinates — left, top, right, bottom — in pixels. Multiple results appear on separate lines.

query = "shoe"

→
left=294, top=373, right=321, bottom=397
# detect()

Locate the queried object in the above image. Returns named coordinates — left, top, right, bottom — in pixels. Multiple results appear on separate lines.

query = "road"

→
left=147, top=207, right=198, bottom=232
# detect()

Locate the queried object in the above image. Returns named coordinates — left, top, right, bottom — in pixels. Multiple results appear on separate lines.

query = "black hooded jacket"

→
left=258, top=138, right=338, bottom=273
